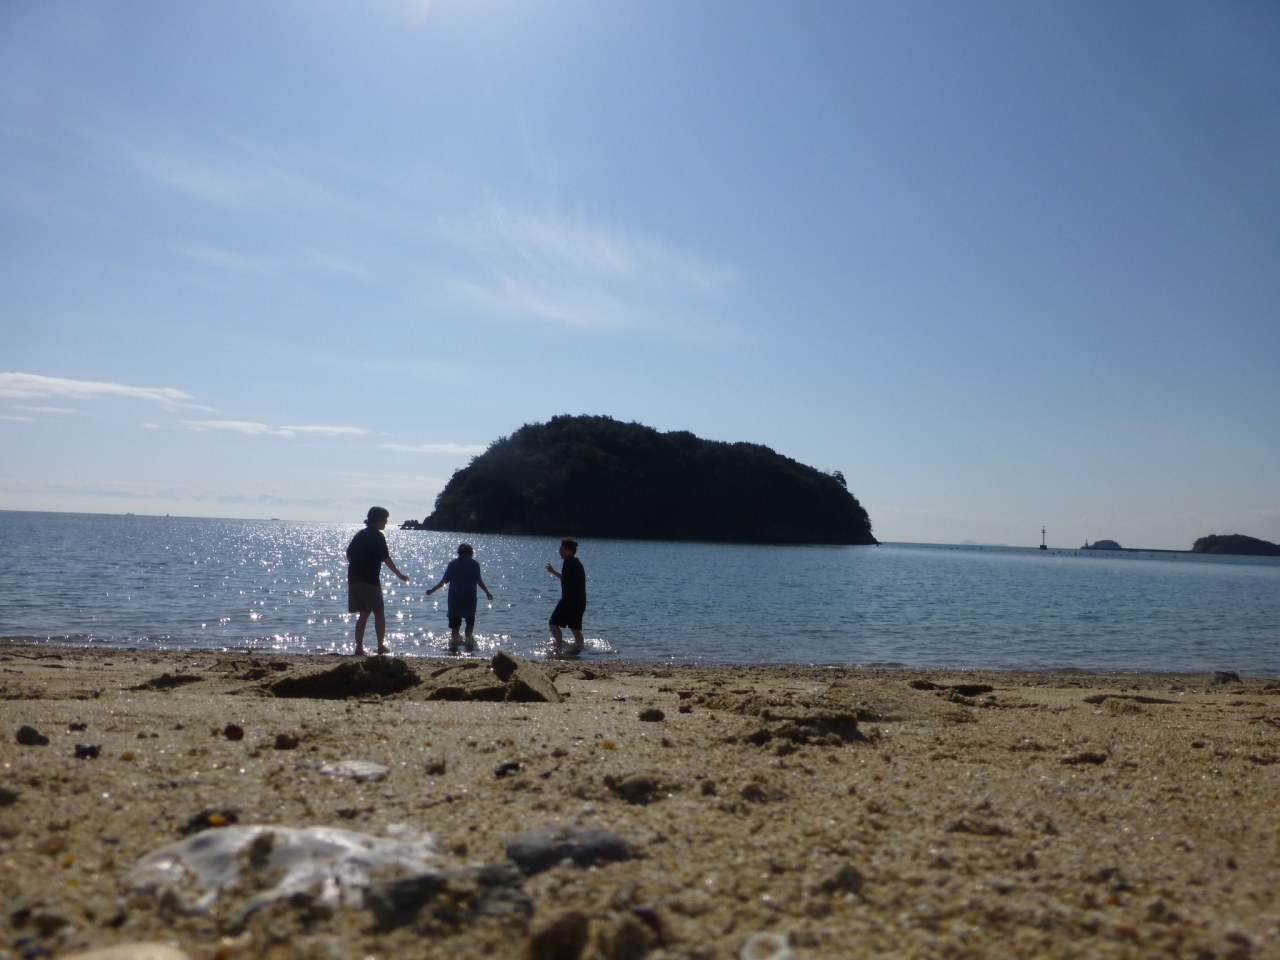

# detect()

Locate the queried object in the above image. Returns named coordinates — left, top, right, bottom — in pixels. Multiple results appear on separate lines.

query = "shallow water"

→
left=2, top=511, right=1277, bottom=672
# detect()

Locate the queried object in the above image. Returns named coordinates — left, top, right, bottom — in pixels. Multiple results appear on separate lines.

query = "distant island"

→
left=1191, top=534, right=1280, bottom=557
left=404, top=414, right=877, bottom=545
left=1082, top=539, right=1122, bottom=550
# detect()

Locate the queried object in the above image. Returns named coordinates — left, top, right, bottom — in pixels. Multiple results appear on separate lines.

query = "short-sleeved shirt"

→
left=559, top=555, right=586, bottom=608
left=346, top=527, right=389, bottom=585
left=443, top=556, right=483, bottom=618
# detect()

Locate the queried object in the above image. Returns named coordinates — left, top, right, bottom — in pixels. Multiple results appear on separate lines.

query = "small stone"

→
left=527, top=909, right=590, bottom=960
left=1211, top=670, right=1241, bottom=685
left=494, top=761, right=521, bottom=778
left=59, top=945, right=190, bottom=960
left=16, top=725, right=49, bottom=746
left=213, top=934, right=252, bottom=959
left=68, top=723, right=88, bottom=732
left=180, top=809, right=239, bottom=835
left=425, top=758, right=446, bottom=775
left=74, top=743, right=101, bottom=759
left=638, top=708, right=665, bottom=722
left=223, top=724, right=244, bottom=740
left=0, top=785, right=19, bottom=805
left=604, top=774, right=660, bottom=805
left=507, top=826, right=631, bottom=875
left=740, top=932, right=792, bottom=960
left=273, top=732, right=300, bottom=750
left=319, top=760, right=389, bottom=782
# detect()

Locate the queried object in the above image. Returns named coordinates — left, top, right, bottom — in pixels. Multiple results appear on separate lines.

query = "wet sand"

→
left=1, top=641, right=1278, bottom=959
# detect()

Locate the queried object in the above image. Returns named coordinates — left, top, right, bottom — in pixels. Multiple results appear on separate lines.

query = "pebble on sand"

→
left=507, top=826, right=631, bottom=876
left=16, top=725, right=49, bottom=746
left=739, top=932, right=793, bottom=960
left=60, top=945, right=190, bottom=960
left=318, top=760, right=389, bottom=782
left=527, top=909, right=590, bottom=960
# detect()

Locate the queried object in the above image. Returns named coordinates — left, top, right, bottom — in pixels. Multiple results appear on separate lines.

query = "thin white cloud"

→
left=140, top=423, right=160, bottom=429
left=182, top=420, right=366, bottom=438
left=1, top=415, right=34, bottom=422
left=182, top=420, right=288, bottom=436
left=304, top=250, right=367, bottom=279
left=444, top=202, right=735, bottom=331
left=120, top=143, right=252, bottom=207
left=383, top=442, right=487, bottom=455
left=177, top=245, right=269, bottom=272
left=281, top=425, right=368, bottom=436
left=0, top=372, right=196, bottom=407
left=16, top=405, right=82, bottom=414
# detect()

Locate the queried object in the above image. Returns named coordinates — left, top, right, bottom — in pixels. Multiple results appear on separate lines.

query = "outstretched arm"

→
left=425, top=576, right=448, bottom=595
left=544, top=562, right=563, bottom=581
left=477, top=577, right=494, bottom=602
left=383, top=557, right=410, bottom=583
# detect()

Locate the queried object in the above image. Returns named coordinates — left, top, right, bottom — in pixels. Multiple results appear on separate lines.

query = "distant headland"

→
left=1191, top=534, right=1280, bottom=557
left=402, top=414, right=877, bottom=545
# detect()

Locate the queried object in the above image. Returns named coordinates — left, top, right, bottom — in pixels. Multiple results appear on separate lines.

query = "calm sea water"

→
left=1, top=511, right=1277, bottom=673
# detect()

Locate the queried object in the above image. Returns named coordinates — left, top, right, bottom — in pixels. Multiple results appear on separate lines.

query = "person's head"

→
left=457, top=543, right=474, bottom=557
left=559, top=537, right=578, bottom=558
left=365, top=506, right=390, bottom=529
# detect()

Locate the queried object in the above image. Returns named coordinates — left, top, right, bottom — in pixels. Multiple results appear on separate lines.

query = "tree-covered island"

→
left=406, top=415, right=877, bottom=545
left=1191, top=534, right=1280, bottom=557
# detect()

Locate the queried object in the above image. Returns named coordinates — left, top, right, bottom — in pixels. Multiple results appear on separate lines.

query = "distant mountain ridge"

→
left=410, top=415, right=876, bottom=545
left=1191, top=534, right=1280, bottom=557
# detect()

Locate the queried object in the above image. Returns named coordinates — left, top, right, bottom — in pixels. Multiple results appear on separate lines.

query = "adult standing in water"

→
left=425, top=542, right=493, bottom=653
left=345, top=506, right=409, bottom=656
left=545, top=537, right=586, bottom=656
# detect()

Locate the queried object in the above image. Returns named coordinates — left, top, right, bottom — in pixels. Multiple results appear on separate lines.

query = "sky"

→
left=1, top=1, right=1277, bottom=549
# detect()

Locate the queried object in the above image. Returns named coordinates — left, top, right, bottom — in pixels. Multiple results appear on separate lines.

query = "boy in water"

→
left=425, top=543, right=493, bottom=652
left=345, top=506, right=409, bottom=656
left=545, top=537, right=586, bottom=656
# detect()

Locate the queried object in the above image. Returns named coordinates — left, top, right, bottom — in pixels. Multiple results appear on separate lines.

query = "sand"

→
left=1, top=641, right=1278, bottom=960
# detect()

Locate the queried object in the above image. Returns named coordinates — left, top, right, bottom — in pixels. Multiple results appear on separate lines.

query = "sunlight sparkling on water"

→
left=2, top=512, right=1278, bottom=672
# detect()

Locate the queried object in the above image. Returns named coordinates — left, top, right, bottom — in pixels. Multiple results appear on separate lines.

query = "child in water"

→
left=545, top=537, right=586, bottom=656
left=426, top=543, right=493, bottom=652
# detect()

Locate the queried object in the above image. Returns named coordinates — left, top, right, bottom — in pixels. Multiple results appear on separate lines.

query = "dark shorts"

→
left=550, top=600, right=585, bottom=632
left=448, top=613, right=475, bottom=630
left=348, top=581, right=384, bottom=615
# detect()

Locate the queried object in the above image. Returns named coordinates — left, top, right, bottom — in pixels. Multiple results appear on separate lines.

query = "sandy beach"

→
left=2, top=641, right=1278, bottom=960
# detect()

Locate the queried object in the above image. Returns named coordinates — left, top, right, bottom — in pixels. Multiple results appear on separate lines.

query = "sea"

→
left=2, top=511, right=1277, bottom=674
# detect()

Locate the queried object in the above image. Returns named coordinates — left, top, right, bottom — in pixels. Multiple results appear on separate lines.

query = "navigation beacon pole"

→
left=1040, top=527, right=1047, bottom=550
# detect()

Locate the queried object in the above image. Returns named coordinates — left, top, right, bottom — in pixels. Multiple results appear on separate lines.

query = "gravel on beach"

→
left=1, top=641, right=1278, bottom=960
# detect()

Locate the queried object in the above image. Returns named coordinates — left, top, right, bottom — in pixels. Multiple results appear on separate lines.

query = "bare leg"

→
left=549, top=623, right=563, bottom=653
left=374, top=611, right=388, bottom=655
left=568, top=628, right=585, bottom=654
left=464, top=620, right=475, bottom=650
left=449, top=626, right=461, bottom=651
left=354, top=612, right=371, bottom=655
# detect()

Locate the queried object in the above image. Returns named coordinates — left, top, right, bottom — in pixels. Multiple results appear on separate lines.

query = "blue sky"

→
left=1, top=1, right=1277, bottom=549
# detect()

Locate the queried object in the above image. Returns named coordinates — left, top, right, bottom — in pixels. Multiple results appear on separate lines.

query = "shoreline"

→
left=4, top=638, right=1277, bottom=680
left=2, top=642, right=1278, bottom=959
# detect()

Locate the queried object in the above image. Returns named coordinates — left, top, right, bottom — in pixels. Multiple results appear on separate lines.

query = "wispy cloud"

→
left=383, top=442, right=487, bottom=454
left=282, top=425, right=368, bottom=437
left=1, top=415, right=34, bottom=422
left=177, top=245, right=269, bottom=272
left=443, top=202, right=735, bottom=331
left=182, top=420, right=366, bottom=438
left=119, top=142, right=253, bottom=207
left=15, top=405, right=83, bottom=414
left=0, top=372, right=196, bottom=408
